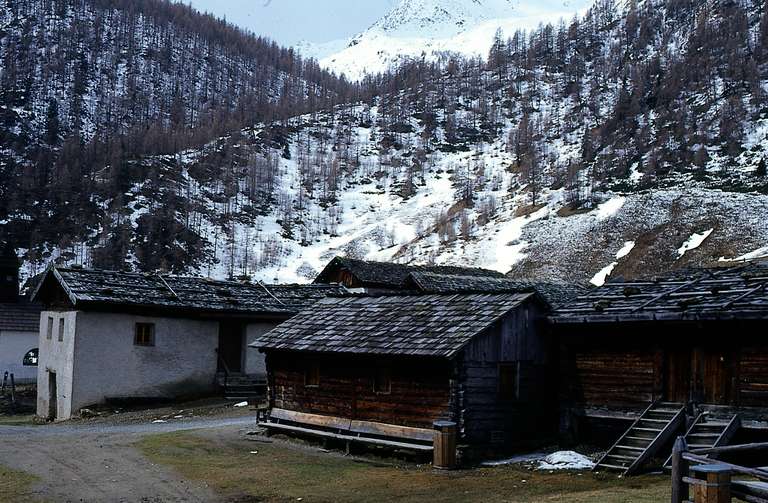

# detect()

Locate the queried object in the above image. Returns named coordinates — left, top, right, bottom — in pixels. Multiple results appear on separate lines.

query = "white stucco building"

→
left=0, top=302, right=41, bottom=383
left=0, top=243, right=41, bottom=384
left=31, top=267, right=344, bottom=420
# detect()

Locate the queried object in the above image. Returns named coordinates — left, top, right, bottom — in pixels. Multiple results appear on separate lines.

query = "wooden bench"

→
left=260, top=408, right=434, bottom=452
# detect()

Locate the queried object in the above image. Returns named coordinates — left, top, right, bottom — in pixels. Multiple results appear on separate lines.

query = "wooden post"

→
left=690, top=464, right=731, bottom=503
left=672, top=436, right=688, bottom=503
left=433, top=420, right=457, bottom=470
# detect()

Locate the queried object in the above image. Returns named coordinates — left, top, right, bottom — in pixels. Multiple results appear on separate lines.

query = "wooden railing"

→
left=671, top=437, right=768, bottom=503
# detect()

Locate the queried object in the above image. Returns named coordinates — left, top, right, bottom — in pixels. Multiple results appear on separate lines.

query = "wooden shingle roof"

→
left=0, top=302, right=41, bottom=332
left=313, top=256, right=504, bottom=289
left=552, top=260, right=768, bottom=323
left=252, top=292, right=534, bottom=358
left=32, top=267, right=346, bottom=317
left=408, top=272, right=585, bottom=306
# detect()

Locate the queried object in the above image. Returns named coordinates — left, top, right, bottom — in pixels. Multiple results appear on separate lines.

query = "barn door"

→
left=691, top=347, right=732, bottom=405
left=665, top=348, right=692, bottom=403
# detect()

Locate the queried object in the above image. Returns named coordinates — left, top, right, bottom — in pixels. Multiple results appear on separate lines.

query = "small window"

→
left=498, top=363, right=518, bottom=400
left=58, top=318, right=65, bottom=342
left=304, top=364, right=320, bottom=387
left=373, top=368, right=391, bottom=394
left=23, top=348, right=38, bottom=366
left=46, top=317, right=53, bottom=340
left=135, top=323, right=155, bottom=347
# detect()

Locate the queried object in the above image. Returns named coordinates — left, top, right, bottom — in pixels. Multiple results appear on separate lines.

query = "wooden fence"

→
left=671, top=437, right=768, bottom=503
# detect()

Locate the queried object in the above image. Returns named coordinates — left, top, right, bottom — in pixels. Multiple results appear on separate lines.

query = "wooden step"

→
left=605, top=454, right=637, bottom=462
left=616, top=445, right=645, bottom=452
left=598, top=463, right=631, bottom=471
left=596, top=401, right=686, bottom=476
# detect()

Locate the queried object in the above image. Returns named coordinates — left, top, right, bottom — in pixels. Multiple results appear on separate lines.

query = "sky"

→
left=186, top=0, right=590, bottom=47
left=187, top=0, right=396, bottom=45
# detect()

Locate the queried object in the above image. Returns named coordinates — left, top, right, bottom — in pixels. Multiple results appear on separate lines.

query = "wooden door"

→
left=665, top=348, right=692, bottom=403
left=218, top=322, right=244, bottom=373
left=691, top=347, right=732, bottom=405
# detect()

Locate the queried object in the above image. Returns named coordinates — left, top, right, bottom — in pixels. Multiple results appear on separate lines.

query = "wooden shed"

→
left=313, top=256, right=505, bottom=293
left=551, top=260, right=768, bottom=474
left=252, top=290, right=554, bottom=458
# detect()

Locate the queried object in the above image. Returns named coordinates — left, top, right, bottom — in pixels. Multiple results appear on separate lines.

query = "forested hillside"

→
left=0, top=0, right=356, bottom=269
left=3, top=0, right=768, bottom=283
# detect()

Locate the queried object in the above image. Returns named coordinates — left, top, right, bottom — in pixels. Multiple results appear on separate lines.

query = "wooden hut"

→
left=551, top=260, right=768, bottom=474
left=253, top=290, right=554, bottom=458
left=313, top=256, right=505, bottom=293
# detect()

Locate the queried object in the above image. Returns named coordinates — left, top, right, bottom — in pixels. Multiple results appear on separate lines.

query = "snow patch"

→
left=590, top=241, right=635, bottom=286
left=537, top=451, right=595, bottom=471
left=677, top=229, right=714, bottom=258
left=595, top=196, right=626, bottom=220
left=616, top=240, right=636, bottom=259
left=719, top=245, right=768, bottom=262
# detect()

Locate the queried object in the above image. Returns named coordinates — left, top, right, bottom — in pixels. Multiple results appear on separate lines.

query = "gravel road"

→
left=0, top=411, right=257, bottom=502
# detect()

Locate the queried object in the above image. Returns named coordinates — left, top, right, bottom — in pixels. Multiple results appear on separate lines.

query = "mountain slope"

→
left=301, top=0, right=588, bottom=79
left=7, top=0, right=768, bottom=284
left=0, top=0, right=354, bottom=271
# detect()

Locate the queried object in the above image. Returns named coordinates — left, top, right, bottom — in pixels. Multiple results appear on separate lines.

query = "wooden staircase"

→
left=663, top=412, right=741, bottom=469
left=217, top=373, right=267, bottom=401
left=595, top=401, right=686, bottom=475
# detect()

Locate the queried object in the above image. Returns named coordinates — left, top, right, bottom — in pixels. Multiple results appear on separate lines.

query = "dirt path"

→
left=0, top=415, right=256, bottom=502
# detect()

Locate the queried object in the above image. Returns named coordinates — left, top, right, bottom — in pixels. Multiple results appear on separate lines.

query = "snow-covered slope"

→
left=11, top=0, right=768, bottom=286
left=300, top=0, right=590, bottom=79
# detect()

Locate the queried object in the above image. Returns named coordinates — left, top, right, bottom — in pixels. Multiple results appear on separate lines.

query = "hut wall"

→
left=266, top=351, right=454, bottom=428
left=457, top=302, right=555, bottom=448
left=738, top=345, right=768, bottom=407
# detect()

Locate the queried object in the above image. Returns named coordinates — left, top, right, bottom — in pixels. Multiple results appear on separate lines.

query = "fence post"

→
left=671, top=436, right=688, bottom=503
left=690, top=464, right=731, bottom=503
left=433, top=420, right=457, bottom=470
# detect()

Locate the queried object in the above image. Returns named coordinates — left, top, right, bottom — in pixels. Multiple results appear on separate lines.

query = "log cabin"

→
left=252, top=288, right=556, bottom=460
left=313, top=256, right=505, bottom=293
left=30, top=266, right=344, bottom=420
left=551, top=260, right=768, bottom=474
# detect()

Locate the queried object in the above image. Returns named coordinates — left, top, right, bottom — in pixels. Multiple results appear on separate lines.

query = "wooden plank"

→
left=261, top=421, right=433, bottom=451
left=349, top=419, right=433, bottom=442
left=270, top=408, right=352, bottom=431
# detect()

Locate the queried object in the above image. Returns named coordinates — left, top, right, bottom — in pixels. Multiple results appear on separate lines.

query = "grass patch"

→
left=0, top=414, right=38, bottom=426
left=0, top=465, right=39, bottom=502
left=138, top=432, right=670, bottom=502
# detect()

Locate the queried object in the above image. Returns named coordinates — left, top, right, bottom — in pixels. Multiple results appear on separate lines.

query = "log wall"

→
left=458, top=302, right=555, bottom=447
left=738, top=347, right=768, bottom=407
left=266, top=351, right=454, bottom=428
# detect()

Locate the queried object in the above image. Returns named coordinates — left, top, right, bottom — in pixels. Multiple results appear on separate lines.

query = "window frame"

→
left=46, top=317, right=53, bottom=340
left=57, top=318, right=65, bottom=342
left=498, top=362, right=520, bottom=401
left=134, top=323, right=156, bottom=347
left=373, top=367, right=392, bottom=395
left=23, top=348, right=39, bottom=367
left=304, top=364, right=320, bottom=388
